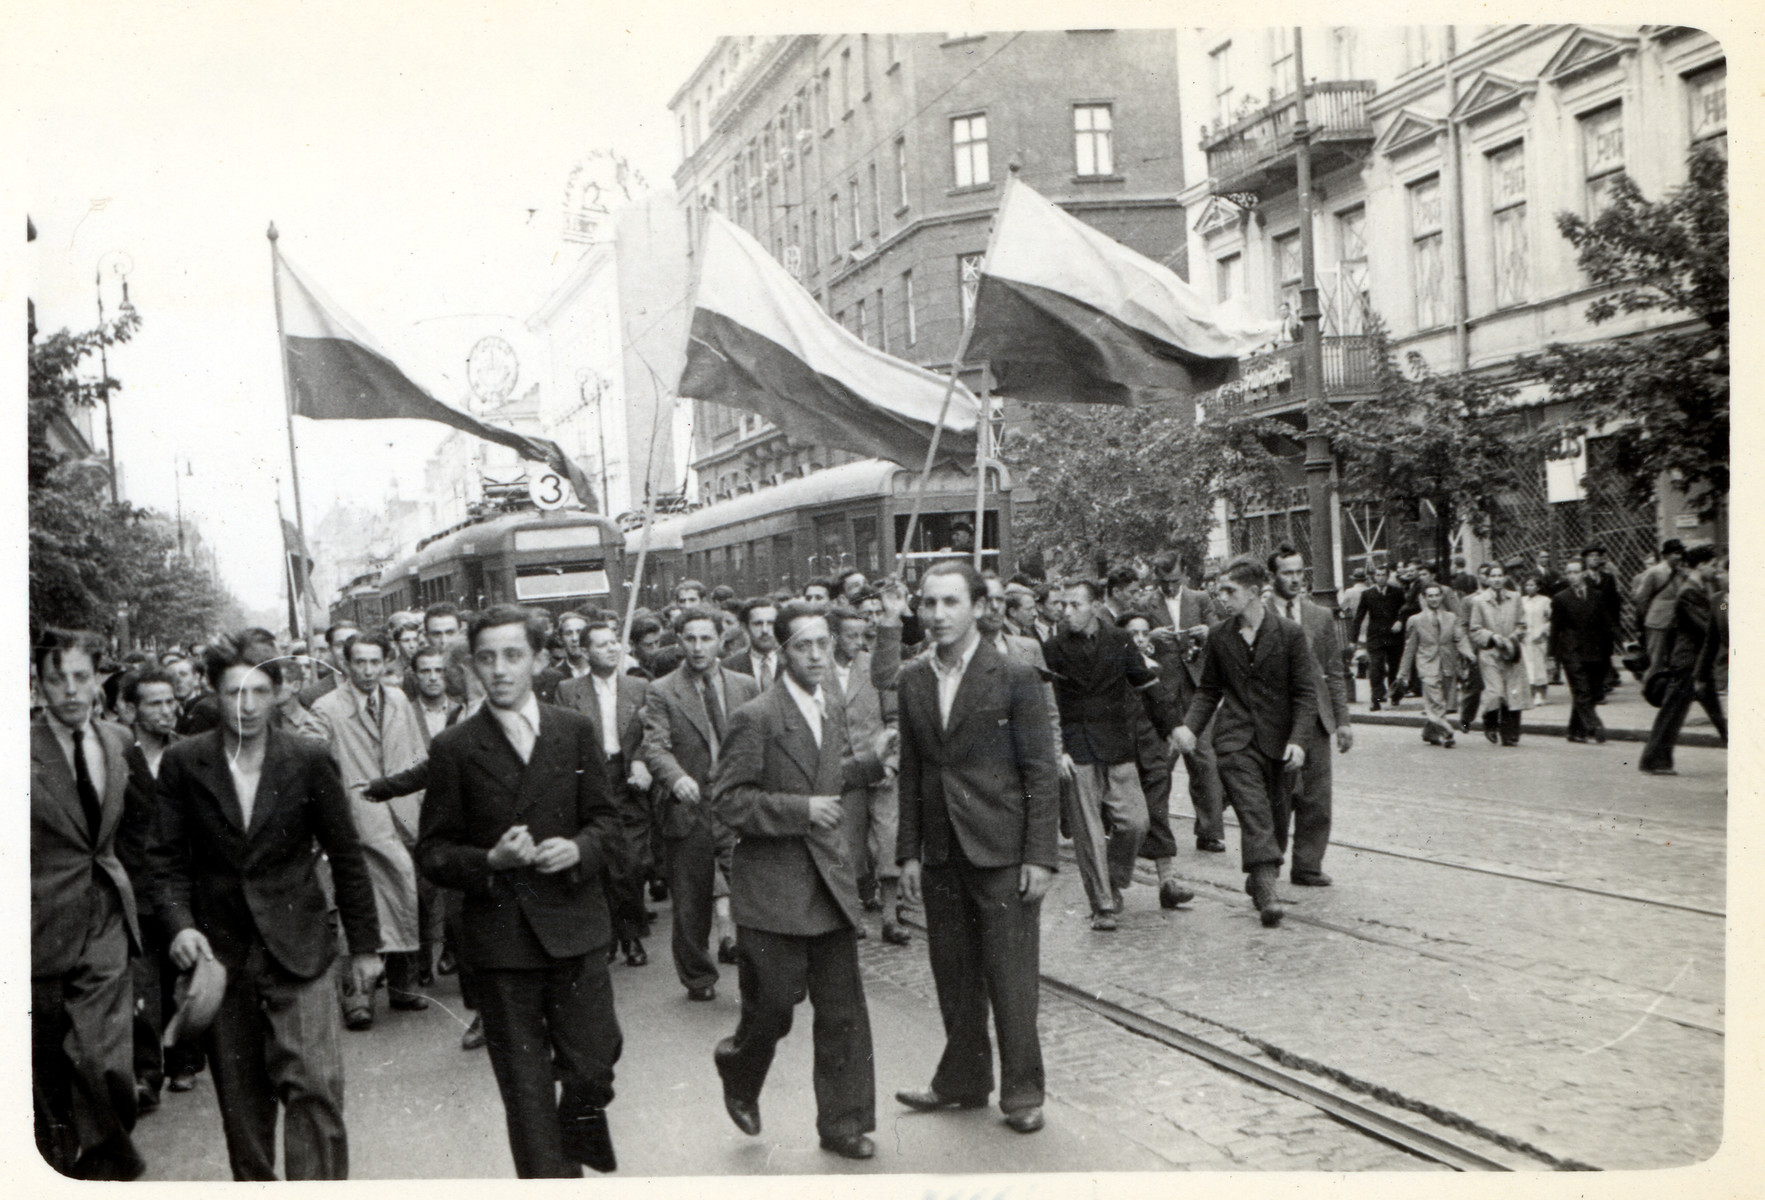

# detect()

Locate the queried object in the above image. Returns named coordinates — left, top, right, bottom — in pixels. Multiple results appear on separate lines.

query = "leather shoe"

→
left=1090, top=911, right=1117, bottom=931
left=648, top=878, right=669, bottom=902
left=167, top=1072, right=197, bottom=1093
left=687, top=985, right=716, bottom=1002
left=561, top=1106, right=616, bottom=1173
left=896, top=1087, right=987, bottom=1112
left=436, top=948, right=457, bottom=976
left=135, top=1084, right=160, bottom=1115
left=461, top=1013, right=485, bottom=1051
left=1004, top=1107, right=1045, bottom=1134
left=820, top=1133, right=875, bottom=1160
left=625, top=940, right=648, bottom=967
left=718, top=936, right=739, bottom=965
left=390, top=992, right=429, bottom=1011
left=881, top=922, right=911, bottom=945
left=1290, top=873, right=1332, bottom=887
left=1158, top=879, right=1195, bottom=909
left=1196, top=838, right=1226, bottom=853
left=1566, top=734, right=1589, bottom=744
left=344, top=1009, right=374, bottom=1032
left=855, top=923, right=869, bottom=940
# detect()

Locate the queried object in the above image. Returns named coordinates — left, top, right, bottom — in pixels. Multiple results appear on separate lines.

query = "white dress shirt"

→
left=832, top=659, right=853, bottom=697
left=747, top=651, right=778, bottom=689
left=230, top=755, right=263, bottom=827
left=782, top=672, right=825, bottom=747
left=590, top=671, right=621, bottom=758
left=418, top=699, right=452, bottom=740
left=929, top=631, right=981, bottom=730
left=490, top=692, right=543, bottom=764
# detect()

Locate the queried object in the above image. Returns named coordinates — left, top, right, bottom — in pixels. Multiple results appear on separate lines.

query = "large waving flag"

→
left=274, top=248, right=599, bottom=510
left=679, top=212, right=978, bottom=468
left=966, top=177, right=1281, bottom=406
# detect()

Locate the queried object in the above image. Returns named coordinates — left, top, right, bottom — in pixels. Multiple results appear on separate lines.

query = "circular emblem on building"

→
left=467, top=336, right=520, bottom=405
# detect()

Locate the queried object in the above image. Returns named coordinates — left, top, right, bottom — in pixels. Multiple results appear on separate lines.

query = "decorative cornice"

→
left=1449, top=71, right=1539, bottom=123
left=1374, top=109, right=1446, bottom=158
left=1540, top=27, right=1639, bottom=85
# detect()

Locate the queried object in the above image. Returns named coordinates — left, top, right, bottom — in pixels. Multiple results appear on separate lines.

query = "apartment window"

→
left=863, top=162, right=878, bottom=234
left=1403, top=26, right=1440, bottom=73
left=829, top=191, right=842, bottom=261
left=856, top=297, right=868, bottom=344
left=1409, top=176, right=1447, bottom=329
left=1489, top=143, right=1528, bottom=308
left=861, top=34, right=872, bottom=96
left=1073, top=104, right=1114, bottom=176
left=841, top=48, right=852, bottom=115
left=1332, top=27, right=1358, bottom=78
left=762, top=123, right=776, bottom=165
left=875, top=287, right=887, bottom=350
left=1688, top=66, right=1727, bottom=157
left=789, top=221, right=802, bottom=277
left=1333, top=207, right=1368, bottom=335
left=1271, top=27, right=1296, bottom=99
left=959, top=252, right=985, bottom=324
left=678, top=114, right=689, bottom=159
left=819, top=69, right=831, bottom=129
left=807, top=206, right=819, bottom=274
left=1210, top=42, right=1234, bottom=125
left=894, top=137, right=910, bottom=210
left=886, top=34, right=899, bottom=68
left=903, top=269, right=917, bottom=344
left=849, top=177, right=862, bottom=245
left=1273, top=232, right=1301, bottom=322
left=952, top=114, right=989, bottom=187
left=1215, top=252, right=1242, bottom=304
left=1581, top=105, right=1624, bottom=217
left=691, top=99, right=703, bottom=147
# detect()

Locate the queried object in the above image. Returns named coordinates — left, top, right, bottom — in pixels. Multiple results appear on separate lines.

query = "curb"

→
left=1348, top=709, right=1724, bottom=749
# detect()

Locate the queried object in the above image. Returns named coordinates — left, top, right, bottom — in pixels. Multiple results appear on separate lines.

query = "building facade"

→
left=1175, top=24, right=1726, bottom=590
left=668, top=30, right=1189, bottom=518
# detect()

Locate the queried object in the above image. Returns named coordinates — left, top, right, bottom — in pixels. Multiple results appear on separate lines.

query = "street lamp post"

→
left=93, top=259, right=131, bottom=505
left=1291, top=29, right=1339, bottom=605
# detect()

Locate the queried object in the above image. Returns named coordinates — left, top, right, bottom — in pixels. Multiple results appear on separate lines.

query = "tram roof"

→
left=388, top=508, right=623, bottom=576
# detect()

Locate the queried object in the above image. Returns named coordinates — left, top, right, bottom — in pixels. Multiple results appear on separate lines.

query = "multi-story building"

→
left=1175, top=24, right=1726, bottom=589
left=527, top=192, right=693, bottom=520
left=668, top=30, right=1188, bottom=519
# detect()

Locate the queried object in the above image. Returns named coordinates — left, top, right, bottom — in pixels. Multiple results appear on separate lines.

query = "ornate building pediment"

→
left=1449, top=71, right=1539, bottom=124
left=1374, top=109, right=1445, bottom=158
left=1541, top=27, right=1639, bottom=85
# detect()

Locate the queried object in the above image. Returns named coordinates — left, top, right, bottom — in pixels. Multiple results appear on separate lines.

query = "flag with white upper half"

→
left=678, top=212, right=979, bottom=468
left=966, top=176, right=1283, bottom=406
left=273, top=246, right=600, bottom=510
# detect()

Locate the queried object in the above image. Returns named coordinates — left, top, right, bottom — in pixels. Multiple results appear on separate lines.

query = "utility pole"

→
left=94, top=266, right=121, bottom=504
left=1291, top=27, right=1338, bottom=604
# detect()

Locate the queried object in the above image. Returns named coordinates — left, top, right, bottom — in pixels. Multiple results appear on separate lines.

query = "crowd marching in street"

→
left=30, top=536, right=1726, bottom=1180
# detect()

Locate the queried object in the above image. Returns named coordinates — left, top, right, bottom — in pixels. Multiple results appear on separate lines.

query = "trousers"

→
left=921, top=860, right=1044, bottom=1114
left=664, top=822, right=720, bottom=991
left=1285, top=724, right=1333, bottom=879
left=1640, top=670, right=1726, bottom=772
left=1065, top=761, right=1148, bottom=913
left=717, top=925, right=874, bottom=1140
left=1563, top=659, right=1607, bottom=741
left=845, top=776, right=902, bottom=885
left=601, top=757, right=652, bottom=946
left=204, top=943, right=348, bottom=1180
left=1215, top=744, right=1288, bottom=873
left=1365, top=640, right=1402, bottom=703
left=475, top=953, right=622, bottom=1178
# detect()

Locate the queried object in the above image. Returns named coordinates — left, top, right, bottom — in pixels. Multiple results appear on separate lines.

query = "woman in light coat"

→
left=1517, top=574, right=1554, bottom=707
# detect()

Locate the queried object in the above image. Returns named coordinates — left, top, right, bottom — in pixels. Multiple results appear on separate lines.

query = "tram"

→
left=623, top=457, right=1012, bottom=602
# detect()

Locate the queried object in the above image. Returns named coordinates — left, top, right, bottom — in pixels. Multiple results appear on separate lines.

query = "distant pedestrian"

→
left=1632, top=540, right=1688, bottom=672
left=1518, top=575, right=1554, bottom=707
left=1399, top=584, right=1474, bottom=748
left=1351, top=565, right=1407, bottom=710
left=1467, top=563, right=1528, bottom=746
left=1639, top=544, right=1727, bottom=774
left=1146, top=553, right=1226, bottom=855
left=1549, top=559, right=1615, bottom=744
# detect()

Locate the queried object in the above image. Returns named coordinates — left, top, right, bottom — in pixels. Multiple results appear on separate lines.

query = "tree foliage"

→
left=998, top=399, right=1289, bottom=577
left=30, top=308, right=246, bottom=645
left=1312, top=326, right=1531, bottom=568
left=1529, top=143, right=1728, bottom=516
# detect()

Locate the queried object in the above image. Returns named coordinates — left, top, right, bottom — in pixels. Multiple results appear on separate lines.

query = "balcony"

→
left=1200, top=81, right=1376, bottom=198
left=1198, top=334, right=1379, bottom=422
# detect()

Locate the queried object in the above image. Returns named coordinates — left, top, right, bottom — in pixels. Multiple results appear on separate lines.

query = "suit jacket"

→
left=1283, top=597, right=1351, bottom=736
left=1399, top=608, right=1474, bottom=681
left=721, top=648, right=778, bottom=688
left=1042, top=620, right=1161, bottom=764
left=150, top=727, right=380, bottom=979
left=417, top=704, right=621, bottom=968
left=1147, top=586, right=1217, bottom=687
left=871, top=625, right=1063, bottom=758
left=711, top=683, right=885, bottom=936
left=827, top=650, right=886, bottom=763
left=640, top=663, right=760, bottom=840
left=1182, top=609, right=1319, bottom=759
left=1633, top=562, right=1686, bottom=632
left=1549, top=585, right=1616, bottom=663
left=311, top=681, right=430, bottom=845
left=895, top=638, right=1061, bottom=871
left=558, top=670, right=649, bottom=764
left=1353, top=584, right=1408, bottom=646
left=31, top=715, right=146, bottom=978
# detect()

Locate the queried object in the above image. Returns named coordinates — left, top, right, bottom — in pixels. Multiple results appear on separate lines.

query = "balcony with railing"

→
left=1197, top=334, right=1379, bottom=422
left=1200, top=81, right=1377, bottom=197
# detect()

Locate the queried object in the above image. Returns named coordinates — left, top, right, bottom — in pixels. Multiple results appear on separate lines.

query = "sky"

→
left=20, top=0, right=716, bottom=612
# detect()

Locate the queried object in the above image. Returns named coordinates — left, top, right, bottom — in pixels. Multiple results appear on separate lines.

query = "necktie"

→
left=71, top=728, right=102, bottom=841
left=366, top=687, right=381, bottom=730
left=700, top=674, right=725, bottom=744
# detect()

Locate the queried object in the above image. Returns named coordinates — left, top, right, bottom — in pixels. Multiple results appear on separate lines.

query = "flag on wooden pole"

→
left=274, top=247, right=600, bottom=509
left=966, top=176, right=1281, bottom=406
left=679, top=212, right=979, bottom=467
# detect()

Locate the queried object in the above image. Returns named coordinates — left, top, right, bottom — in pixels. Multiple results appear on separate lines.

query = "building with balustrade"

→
left=1176, top=24, right=1726, bottom=593
left=667, top=31, right=1190, bottom=566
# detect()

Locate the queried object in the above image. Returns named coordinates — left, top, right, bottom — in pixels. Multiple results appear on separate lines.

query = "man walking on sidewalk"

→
left=1550, top=558, right=1616, bottom=745
left=1351, top=565, right=1407, bottom=711
left=1468, top=563, right=1530, bottom=747
left=1399, top=583, right=1475, bottom=748
left=1172, top=557, right=1317, bottom=927
left=1640, top=543, right=1727, bottom=774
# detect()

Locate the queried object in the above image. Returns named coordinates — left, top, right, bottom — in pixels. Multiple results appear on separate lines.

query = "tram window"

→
left=851, top=516, right=879, bottom=575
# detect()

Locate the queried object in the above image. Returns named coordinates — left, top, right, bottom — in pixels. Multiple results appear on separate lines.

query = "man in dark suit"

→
left=1172, top=556, right=1318, bottom=927
left=894, top=561, right=1061, bottom=1135
left=709, top=603, right=893, bottom=1159
left=1146, top=553, right=1227, bottom=854
left=640, top=607, right=761, bottom=1000
left=723, top=598, right=780, bottom=689
left=559, top=622, right=654, bottom=966
left=1267, top=545, right=1353, bottom=887
left=1351, top=565, right=1408, bottom=710
left=1550, top=557, right=1617, bottom=745
left=149, top=635, right=383, bottom=1180
left=418, top=606, right=624, bottom=1178
left=1581, top=545, right=1625, bottom=699
left=32, top=629, right=152, bottom=1180
left=1640, top=543, right=1727, bottom=773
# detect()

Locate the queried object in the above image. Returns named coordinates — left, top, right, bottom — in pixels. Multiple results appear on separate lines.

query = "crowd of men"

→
left=29, top=536, right=1726, bottom=1179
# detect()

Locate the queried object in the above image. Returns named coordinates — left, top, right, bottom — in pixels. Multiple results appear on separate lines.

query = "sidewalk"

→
left=1340, top=678, right=1724, bottom=747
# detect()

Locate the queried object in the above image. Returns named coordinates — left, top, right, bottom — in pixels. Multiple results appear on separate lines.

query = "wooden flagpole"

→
left=973, top=361, right=991, bottom=571
left=268, top=222, right=318, bottom=635
left=898, top=316, right=974, bottom=567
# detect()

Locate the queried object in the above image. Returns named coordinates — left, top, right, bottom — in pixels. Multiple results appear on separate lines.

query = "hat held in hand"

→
left=162, top=954, right=227, bottom=1046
